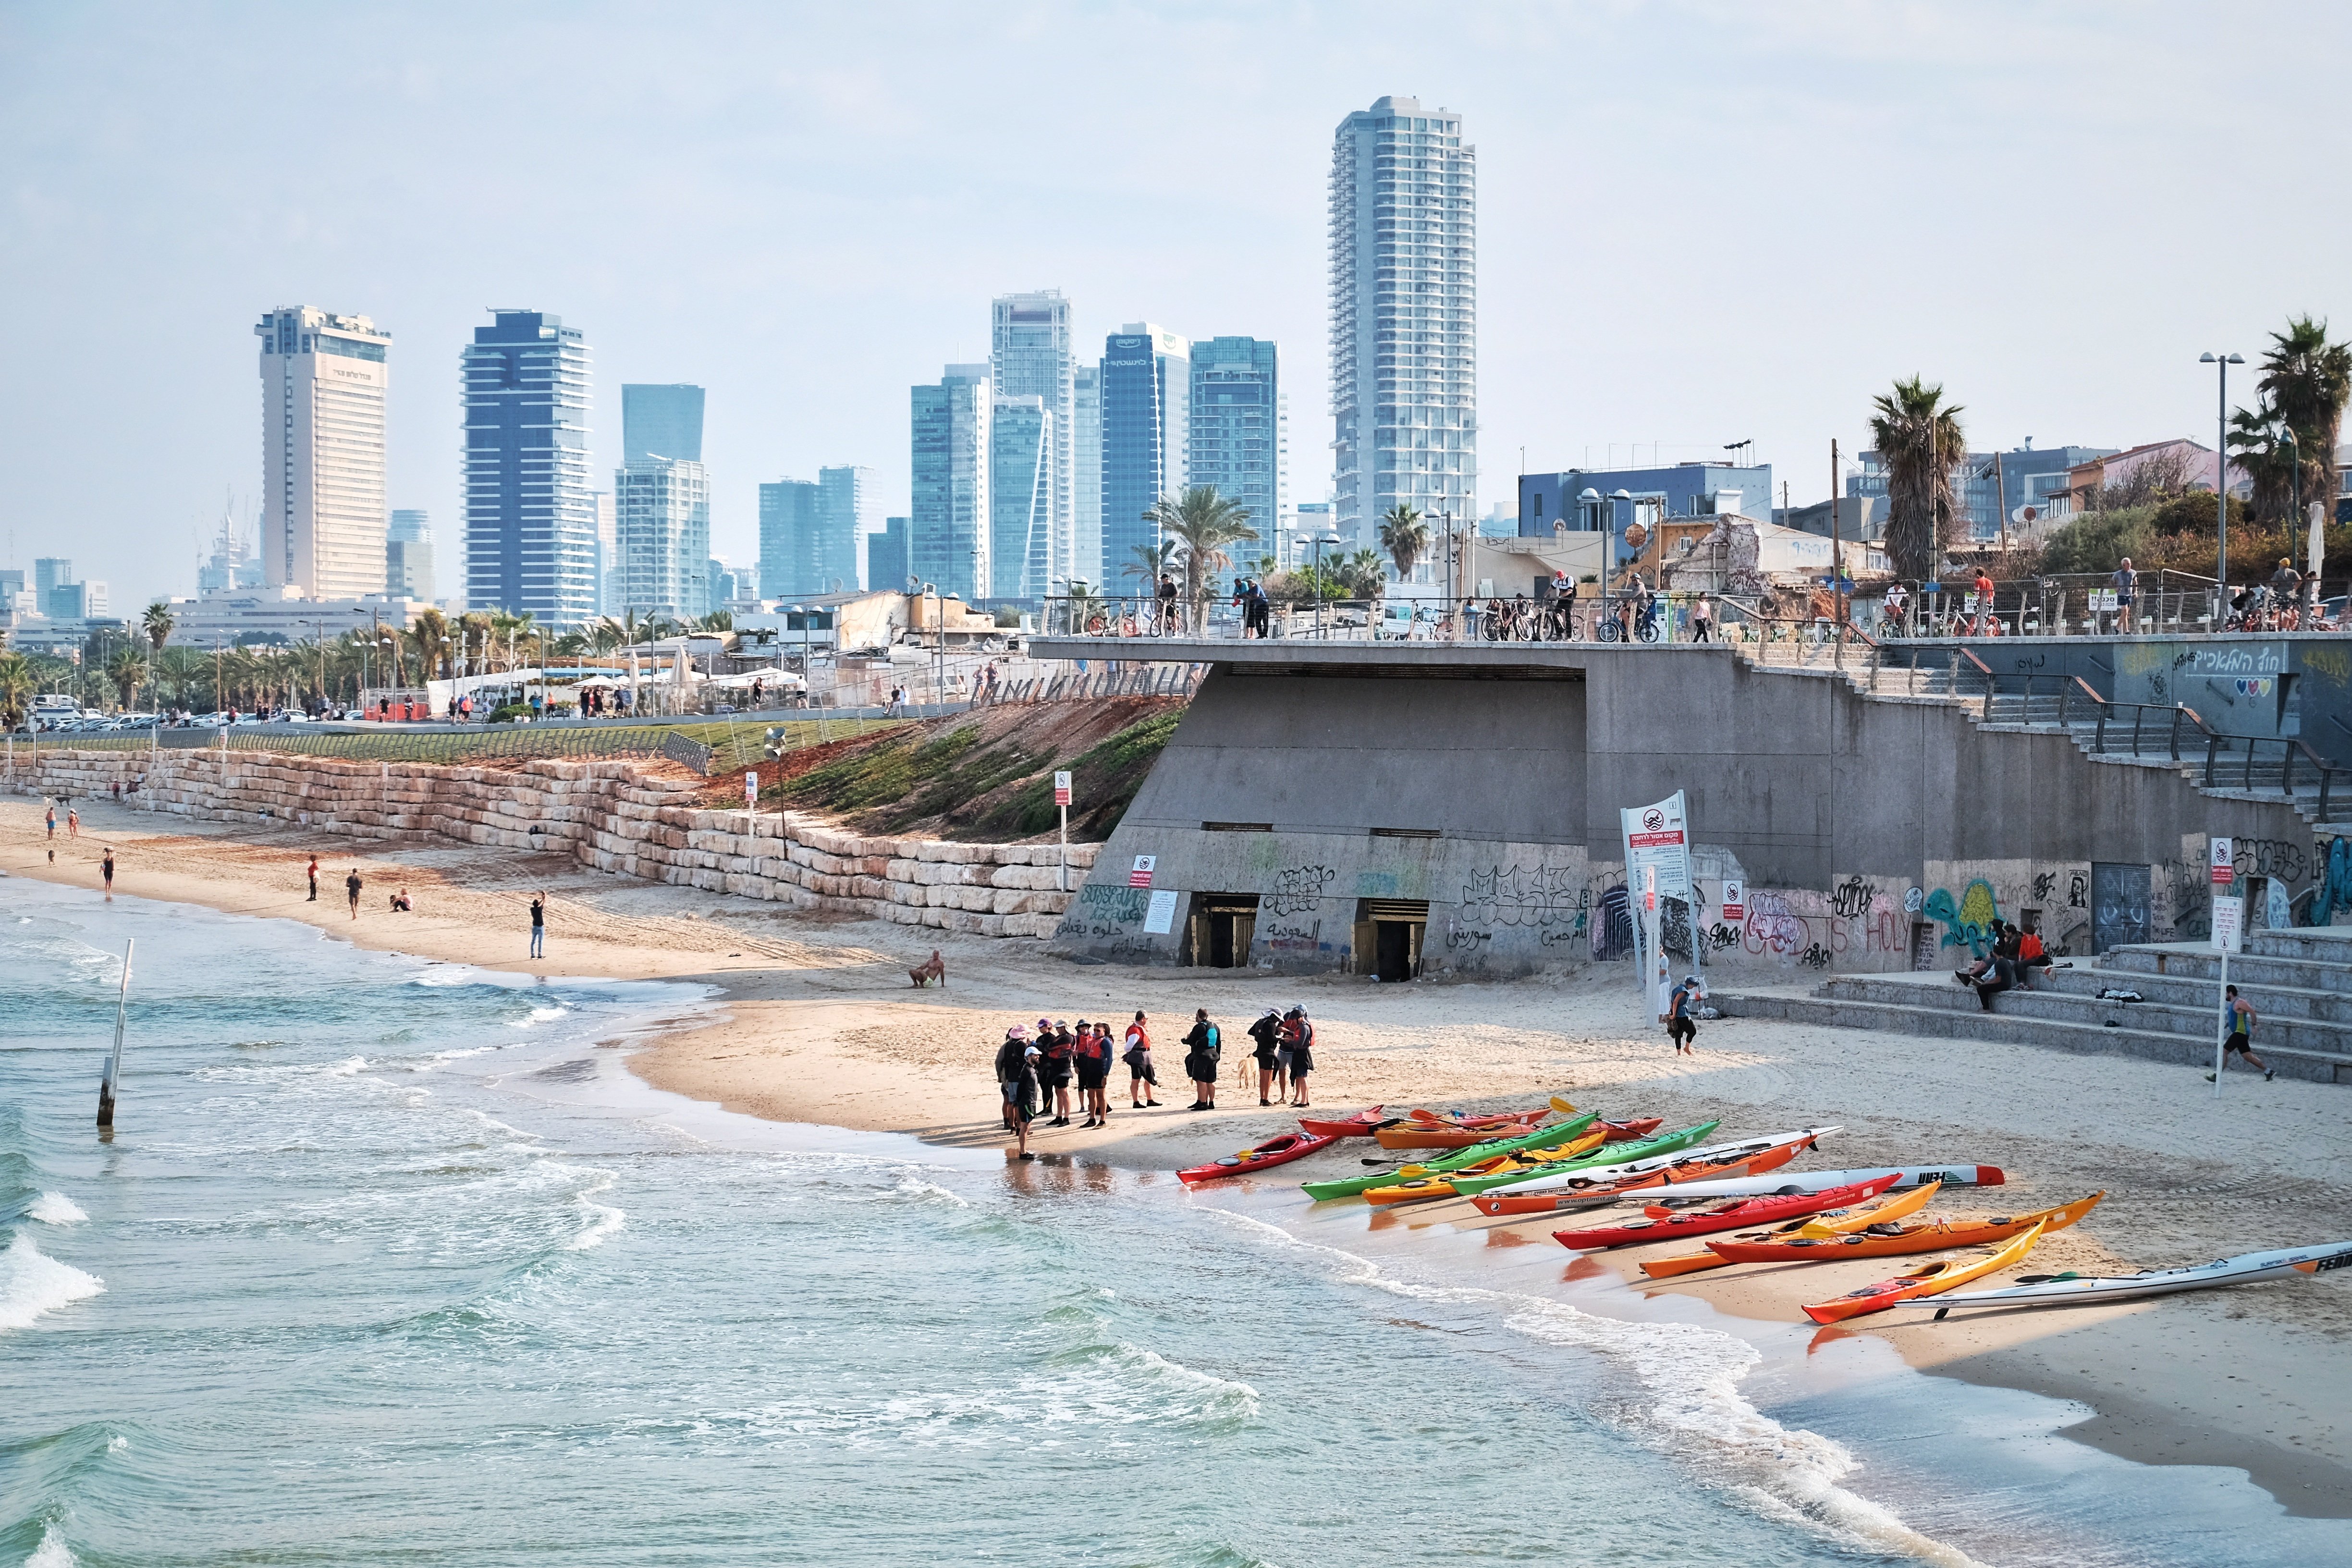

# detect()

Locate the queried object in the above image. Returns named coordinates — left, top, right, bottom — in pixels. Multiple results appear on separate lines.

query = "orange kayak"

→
left=1468, top=1136, right=1812, bottom=1218
left=1801, top=1221, right=2048, bottom=1324
left=1408, top=1104, right=1553, bottom=1129
left=1640, top=1181, right=1944, bottom=1278
left=1708, top=1192, right=2102, bottom=1265
left=1377, top=1116, right=1551, bottom=1151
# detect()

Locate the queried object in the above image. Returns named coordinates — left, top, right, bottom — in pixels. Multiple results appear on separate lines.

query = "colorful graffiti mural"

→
left=1923, top=879, right=2000, bottom=956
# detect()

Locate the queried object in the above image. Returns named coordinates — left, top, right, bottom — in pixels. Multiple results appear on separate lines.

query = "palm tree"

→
left=2254, top=315, right=2352, bottom=524
left=2225, top=405, right=2300, bottom=524
left=698, top=609, right=734, bottom=633
left=1121, top=539, right=1178, bottom=588
left=1377, top=502, right=1430, bottom=582
left=104, top=647, right=147, bottom=711
left=1144, top=486, right=1258, bottom=623
left=1060, top=578, right=1102, bottom=634
left=1339, top=549, right=1389, bottom=600
left=1868, top=376, right=1968, bottom=582
left=409, top=607, right=453, bottom=682
left=0, top=650, right=32, bottom=731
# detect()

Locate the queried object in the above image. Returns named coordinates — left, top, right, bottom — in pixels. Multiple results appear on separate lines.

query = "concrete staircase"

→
left=1718, top=926, right=2352, bottom=1084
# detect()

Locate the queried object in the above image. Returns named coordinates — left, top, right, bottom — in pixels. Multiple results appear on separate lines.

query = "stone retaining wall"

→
left=1, top=747, right=1091, bottom=938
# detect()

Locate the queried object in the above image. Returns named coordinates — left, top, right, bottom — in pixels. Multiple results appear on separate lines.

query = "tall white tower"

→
left=255, top=306, right=392, bottom=598
left=991, top=291, right=1076, bottom=595
left=1329, top=97, right=1476, bottom=541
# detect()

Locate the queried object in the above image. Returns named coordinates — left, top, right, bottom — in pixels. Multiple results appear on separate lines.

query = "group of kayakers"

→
left=994, top=1004, right=1319, bottom=1159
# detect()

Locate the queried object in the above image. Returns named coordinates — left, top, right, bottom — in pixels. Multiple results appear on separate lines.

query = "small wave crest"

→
left=889, top=1176, right=968, bottom=1207
left=25, top=1522, right=76, bottom=1568
left=564, top=1177, right=625, bottom=1251
left=0, top=1232, right=106, bottom=1333
left=327, top=1056, right=368, bottom=1077
left=28, top=1192, right=87, bottom=1225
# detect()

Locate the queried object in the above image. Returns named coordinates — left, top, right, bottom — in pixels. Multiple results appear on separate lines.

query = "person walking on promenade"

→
left=995, top=1025, right=1039, bottom=1160
left=306, top=855, right=321, bottom=901
left=1666, top=975, right=1702, bottom=1054
left=1182, top=1009, right=1222, bottom=1111
left=1690, top=593, right=1715, bottom=643
left=2207, top=985, right=2275, bottom=1082
left=344, top=868, right=363, bottom=919
left=1037, top=1017, right=1074, bottom=1127
left=101, top=847, right=115, bottom=903
left=1124, top=1011, right=1160, bottom=1108
left=1282, top=1006, right=1315, bottom=1108
left=529, top=893, right=547, bottom=959
left=1248, top=1007, right=1282, bottom=1105
left=2112, top=558, right=2137, bottom=634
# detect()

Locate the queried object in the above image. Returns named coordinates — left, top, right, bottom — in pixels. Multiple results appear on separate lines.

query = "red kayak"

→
left=1552, top=1175, right=1899, bottom=1251
left=1298, top=1106, right=1392, bottom=1139
left=1595, top=1117, right=1665, bottom=1143
left=1409, top=1104, right=1552, bottom=1129
left=1177, top=1131, right=1340, bottom=1185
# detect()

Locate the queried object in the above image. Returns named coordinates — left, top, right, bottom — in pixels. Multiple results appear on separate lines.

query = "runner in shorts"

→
left=2206, top=984, right=2275, bottom=1082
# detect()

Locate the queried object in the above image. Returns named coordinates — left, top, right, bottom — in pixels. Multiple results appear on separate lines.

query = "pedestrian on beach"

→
left=1071, top=1018, right=1103, bottom=1127
left=1666, top=975, right=1702, bottom=1054
left=1248, top=1007, right=1283, bottom=1105
left=1037, top=1017, right=1074, bottom=1126
left=45, top=800, right=56, bottom=839
left=2207, top=985, right=2275, bottom=1082
left=995, top=1025, right=1039, bottom=1159
left=1182, top=1008, right=1221, bottom=1111
left=1124, top=1011, right=1160, bottom=1107
left=529, top=893, right=546, bottom=958
left=102, top=847, right=115, bottom=902
left=1282, top=1005, right=1315, bottom=1107
left=345, top=868, right=363, bottom=919
left=67, top=806, right=78, bottom=839
left=307, top=855, right=320, bottom=901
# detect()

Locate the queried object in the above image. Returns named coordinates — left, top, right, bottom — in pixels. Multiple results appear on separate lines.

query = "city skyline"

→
left=5, top=4, right=2350, bottom=608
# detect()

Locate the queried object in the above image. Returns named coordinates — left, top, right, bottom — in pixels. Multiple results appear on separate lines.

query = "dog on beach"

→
left=909, top=949, right=946, bottom=988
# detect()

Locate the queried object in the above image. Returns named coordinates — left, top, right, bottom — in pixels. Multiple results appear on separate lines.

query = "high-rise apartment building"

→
left=991, top=291, right=1076, bottom=592
left=758, top=478, right=821, bottom=599
left=1071, top=364, right=1102, bottom=588
left=818, top=465, right=879, bottom=594
left=868, top=516, right=911, bottom=595
left=989, top=396, right=1050, bottom=600
left=621, top=384, right=704, bottom=466
left=911, top=365, right=992, bottom=603
left=1099, top=325, right=1188, bottom=587
left=461, top=310, right=596, bottom=624
left=34, top=558, right=72, bottom=601
left=255, top=306, right=392, bottom=598
left=592, top=491, right=616, bottom=615
left=1329, top=96, right=1477, bottom=538
left=1189, top=337, right=1284, bottom=543
left=387, top=509, right=435, bottom=603
left=614, top=457, right=710, bottom=621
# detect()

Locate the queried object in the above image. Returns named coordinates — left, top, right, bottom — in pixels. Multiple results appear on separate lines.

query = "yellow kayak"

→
left=1364, top=1130, right=1607, bottom=1206
left=1642, top=1181, right=1945, bottom=1279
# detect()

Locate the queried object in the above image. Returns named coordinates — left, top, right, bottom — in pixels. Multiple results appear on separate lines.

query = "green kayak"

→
left=1301, top=1110, right=1598, bottom=1201
left=1446, top=1120, right=1721, bottom=1198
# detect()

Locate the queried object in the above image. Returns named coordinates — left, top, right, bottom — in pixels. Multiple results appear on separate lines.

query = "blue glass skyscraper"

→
left=461, top=310, right=596, bottom=624
left=621, top=384, right=704, bottom=466
left=990, top=396, right=1047, bottom=601
left=1098, top=324, right=1187, bottom=588
left=1188, top=337, right=1283, bottom=540
left=910, top=364, right=991, bottom=603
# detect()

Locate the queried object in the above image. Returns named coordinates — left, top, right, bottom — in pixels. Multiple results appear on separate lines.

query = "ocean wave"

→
left=28, top=1192, right=87, bottom=1225
left=410, top=966, right=477, bottom=987
left=1209, top=1210, right=1985, bottom=1568
left=888, top=1176, right=969, bottom=1207
left=327, top=1056, right=368, bottom=1077
left=564, top=1177, right=625, bottom=1251
left=0, top=1232, right=106, bottom=1333
left=24, top=1522, right=75, bottom=1568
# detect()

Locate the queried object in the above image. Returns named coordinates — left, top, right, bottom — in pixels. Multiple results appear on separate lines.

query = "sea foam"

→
left=0, top=1232, right=106, bottom=1332
left=28, top=1192, right=88, bottom=1225
left=24, top=1522, right=76, bottom=1568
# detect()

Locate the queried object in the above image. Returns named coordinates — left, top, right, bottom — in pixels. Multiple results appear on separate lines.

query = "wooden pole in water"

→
left=98, top=938, right=133, bottom=1128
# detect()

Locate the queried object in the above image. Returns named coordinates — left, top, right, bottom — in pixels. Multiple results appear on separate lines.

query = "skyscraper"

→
left=621, top=384, right=705, bottom=466
left=1098, top=324, right=1188, bottom=588
left=990, top=395, right=1049, bottom=601
left=818, top=465, right=879, bottom=593
left=387, top=509, right=435, bottom=602
left=591, top=491, right=616, bottom=615
left=991, top=291, right=1076, bottom=592
left=757, top=478, right=821, bottom=599
left=255, top=306, right=392, bottom=598
left=869, top=516, right=911, bottom=595
left=1329, top=96, right=1477, bottom=539
left=615, top=458, right=710, bottom=621
left=910, top=365, right=992, bottom=603
left=1072, top=364, right=1102, bottom=588
left=461, top=310, right=596, bottom=624
left=1188, top=337, right=1284, bottom=544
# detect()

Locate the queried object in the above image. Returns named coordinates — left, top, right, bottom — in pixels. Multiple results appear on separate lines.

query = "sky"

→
left=4, top=0, right=2349, bottom=609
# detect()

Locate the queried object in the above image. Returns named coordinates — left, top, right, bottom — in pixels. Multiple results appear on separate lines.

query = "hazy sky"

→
left=5, top=1, right=2347, bottom=607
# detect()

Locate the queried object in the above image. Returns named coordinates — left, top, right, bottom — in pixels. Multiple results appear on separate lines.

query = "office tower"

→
left=614, top=456, right=710, bottom=620
left=621, top=384, right=705, bottom=466
left=709, top=556, right=757, bottom=606
left=82, top=581, right=108, bottom=616
left=910, top=364, right=992, bottom=602
left=1329, top=96, right=1477, bottom=539
left=757, top=478, right=822, bottom=598
left=254, top=306, right=392, bottom=599
left=0, top=569, right=22, bottom=607
left=34, top=558, right=71, bottom=600
left=990, top=395, right=1049, bottom=600
left=386, top=509, right=435, bottom=602
left=991, top=291, right=1075, bottom=591
left=1072, top=364, right=1102, bottom=588
left=1099, top=324, right=1188, bottom=588
left=869, top=516, right=911, bottom=594
left=460, top=309, right=596, bottom=624
left=1188, top=337, right=1284, bottom=547
left=818, top=465, right=878, bottom=594
left=592, top=490, right=616, bottom=615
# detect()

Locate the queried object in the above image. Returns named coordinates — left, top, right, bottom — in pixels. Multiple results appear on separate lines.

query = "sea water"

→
left=2, top=878, right=2345, bottom=1567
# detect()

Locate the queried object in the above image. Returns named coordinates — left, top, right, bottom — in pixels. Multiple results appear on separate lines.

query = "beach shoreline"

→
left=7, top=791, right=2350, bottom=1520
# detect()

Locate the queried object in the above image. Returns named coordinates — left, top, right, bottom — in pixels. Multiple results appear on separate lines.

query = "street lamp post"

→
left=1294, top=532, right=1340, bottom=638
left=2200, top=351, right=2244, bottom=616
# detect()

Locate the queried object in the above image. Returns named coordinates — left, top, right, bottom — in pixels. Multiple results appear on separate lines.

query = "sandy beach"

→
left=7, top=791, right=2351, bottom=1517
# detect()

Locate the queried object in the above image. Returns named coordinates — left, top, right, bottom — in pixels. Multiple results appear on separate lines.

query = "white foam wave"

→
left=890, top=1176, right=969, bottom=1207
left=511, top=1003, right=571, bottom=1029
left=410, top=966, right=476, bottom=987
left=327, top=1056, right=367, bottom=1077
left=25, top=1522, right=75, bottom=1568
left=1211, top=1210, right=1984, bottom=1568
left=564, top=1178, right=625, bottom=1250
left=28, top=1192, right=87, bottom=1225
left=0, top=1233, right=106, bottom=1333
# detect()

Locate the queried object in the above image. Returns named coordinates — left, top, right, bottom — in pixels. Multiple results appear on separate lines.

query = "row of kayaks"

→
left=1178, top=1097, right=2352, bottom=1325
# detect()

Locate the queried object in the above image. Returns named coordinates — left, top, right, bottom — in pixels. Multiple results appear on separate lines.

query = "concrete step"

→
left=2101, top=942, right=2352, bottom=997
left=1821, top=972, right=2352, bottom=1056
left=2026, top=963, right=2352, bottom=1024
left=1715, top=988, right=2352, bottom=1084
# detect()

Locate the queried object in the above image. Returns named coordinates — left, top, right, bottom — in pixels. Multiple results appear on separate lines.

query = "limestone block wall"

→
left=0, top=747, right=1091, bottom=938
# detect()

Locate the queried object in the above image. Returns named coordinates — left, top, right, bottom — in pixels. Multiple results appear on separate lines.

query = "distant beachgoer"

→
left=2112, top=558, right=2137, bottom=633
left=110, top=778, right=121, bottom=803
left=102, top=848, right=115, bottom=902
left=1249, top=1008, right=1283, bottom=1105
left=45, top=800, right=55, bottom=839
left=67, top=807, right=78, bottom=838
left=1071, top=1017, right=1105, bottom=1127
left=307, top=856, right=320, bottom=902
left=1124, top=1011, right=1159, bottom=1108
left=1690, top=594, right=1715, bottom=643
left=1037, top=1017, right=1073, bottom=1127
left=1667, top=975, right=1702, bottom=1055
left=529, top=894, right=546, bottom=958
left=1182, top=1008, right=1221, bottom=1111
left=390, top=887, right=413, bottom=912
left=2207, top=984, right=2274, bottom=1082
left=995, top=1025, right=1038, bottom=1159
left=345, top=869, right=363, bottom=919
left=1284, top=1006, right=1315, bottom=1108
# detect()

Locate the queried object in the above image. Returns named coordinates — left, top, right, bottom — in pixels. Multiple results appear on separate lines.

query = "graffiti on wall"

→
left=1923, top=880, right=2001, bottom=956
left=1266, top=865, right=1336, bottom=917
left=1459, top=865, right=1587, bottom=929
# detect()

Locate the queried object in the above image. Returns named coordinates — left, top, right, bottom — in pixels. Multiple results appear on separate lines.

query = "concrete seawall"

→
left=1, top=747, right=1092, bottom=938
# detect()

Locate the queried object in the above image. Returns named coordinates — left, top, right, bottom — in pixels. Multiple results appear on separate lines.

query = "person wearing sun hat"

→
left=994, top=1024, right=1039, bottom=1159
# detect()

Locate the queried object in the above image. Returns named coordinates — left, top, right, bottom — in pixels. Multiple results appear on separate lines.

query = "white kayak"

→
left=1631, top=1164, right=2006, bottom=1210
left=1497, top=1127, right=1842, bottom=1196
left=1930, top=1239, right=2352, bottom=1316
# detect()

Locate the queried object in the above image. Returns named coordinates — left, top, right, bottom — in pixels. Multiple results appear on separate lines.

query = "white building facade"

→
left=1071, top=363, right=1102, bottom=589
left=991, top=291, right=1077, bottom=595
left=614, top=459, right=711, bottom=622
left=255, top=306, right=392, bottom=599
